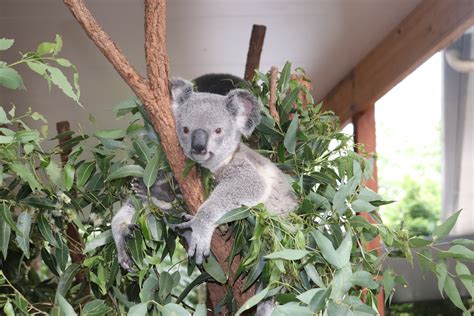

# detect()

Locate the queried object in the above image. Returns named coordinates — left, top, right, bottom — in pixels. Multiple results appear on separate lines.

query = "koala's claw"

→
left=118, top=254, right=135, bottom=272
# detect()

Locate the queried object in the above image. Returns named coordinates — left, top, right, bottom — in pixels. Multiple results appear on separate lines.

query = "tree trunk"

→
left=63, top=0, right=253, bottom=311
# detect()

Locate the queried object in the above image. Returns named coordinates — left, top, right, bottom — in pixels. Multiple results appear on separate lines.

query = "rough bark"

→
left=268, top=66, right=280, bottom=123
left=63, top=0, right=251, bottom=311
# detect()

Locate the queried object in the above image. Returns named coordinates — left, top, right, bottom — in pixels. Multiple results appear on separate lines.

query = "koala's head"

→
left=171, top=78, right=261, bottom=171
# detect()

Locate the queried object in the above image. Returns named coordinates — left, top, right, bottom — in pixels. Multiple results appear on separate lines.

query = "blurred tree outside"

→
left=376, top=53, right=443, bottom=236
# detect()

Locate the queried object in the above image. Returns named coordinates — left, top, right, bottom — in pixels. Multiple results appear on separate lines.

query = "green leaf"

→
left=76, top=161, right=96, bottom=187
left=283, top=114, right=298, bottom=154
left=106, top=165, right=144, bottom=181
left=455, top=262, right=474, bottom=299
left=133, top=139, right=152, bottom=164
left=0, top=38, right=14, bottom=51
left=127, top=303, right=148, bottom=316
left=143, top=149, right=161, bottom=189
left=37, top=41, right=55, bottom=55
left=235, top=286, right=269, bottom=315
left=140, top=273, right=159, bottom=303
left=56, top=58, right=72, bottom=67
left=433, top=210, right=461, bottom=241
left=94, top=129, right=125, bottom=139
left=0, top=203, right=21, bottom=235
left=176, top=273, right=212, bottom=303
left=265, top=249, right=309, bottom=260
left=409, top=237, right=432, bottom=248
left=351, top=199, right=377, bottom=213
left=56, top=293, right=77, bottom=316
left=193, top=304, right=207, bottom=316
left=0, top=106, right=10, bottom=124
left=0, top=135, right=13, bottom=143
left=357, top=188, right=382, bottom=202
left=278, top=61, right=291, bottom=92
left=435, top=261, right=448, bottom=298
left=296, top=288, right=322, bottom=305
left=203, top=255, right=227, bottom=283
left=38, top=214, right=59, bottom=247
left=55, top=237, right=69, bottom=272
left=3, top=300, right=14, bottom=316
left=63, top=164, right=75, bottom=191
left=158, top=271, right=174, bottom=302
left=272, top=302, right=313, bottom=315
left=327, top=301, right=351, bottom=316
left=81, top=300, right=113, bottom=316
left=85, top=230, right=112, bottom=252
left=21, top=197, right=56, bottom=209
left=383, top=269, right=395, bottom=303
left=215, top=207, right=250, bottom=225
left=46, top=160, right=64, bottom=188
left=438, top=245, right=474, bottom=261
left=312, top=230, right=352, bottom=269
left=0, top=67, right=24, bottom=90
left=114, top=97, right=140, bottom=116
left=452, top=239, right=474, bottom=246
left=0, top=217, right=11, bottom=260
left=309, top=287, right=331, bottom=312
left=333, top=177, right=358, bottom=215
left=348, top=271, right=378, bottom=289
left=15, top=212, right=31, bottom=258
left=46, top=65, right=79, bottom=102
left=158, top=303, right=190, bottom=316
left=8, top=163, right=41, bottom=191
left=444, top=276, right=467, bottom=312
left=56, top=263, right=81, bottom=297
left=304, top=264, right=325, bottom=288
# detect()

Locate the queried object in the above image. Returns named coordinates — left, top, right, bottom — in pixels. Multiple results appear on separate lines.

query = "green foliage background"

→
left=0, top=37, right=473, bottom=316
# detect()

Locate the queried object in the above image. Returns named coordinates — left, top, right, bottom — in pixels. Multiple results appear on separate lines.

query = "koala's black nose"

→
left=191, top=129, right=208, bottom=155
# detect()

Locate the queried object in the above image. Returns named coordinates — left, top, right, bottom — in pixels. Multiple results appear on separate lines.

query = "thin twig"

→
left=269, top=66, right=280, bottom=123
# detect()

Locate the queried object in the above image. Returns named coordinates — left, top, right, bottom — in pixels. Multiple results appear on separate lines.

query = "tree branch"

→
left=269, top=66, right=280, bottom=123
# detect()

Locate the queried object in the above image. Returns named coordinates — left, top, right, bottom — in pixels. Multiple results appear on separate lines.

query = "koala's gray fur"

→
left=170, top=77, right=298, bottom=262
left=111, top=175, right=176, bottom=271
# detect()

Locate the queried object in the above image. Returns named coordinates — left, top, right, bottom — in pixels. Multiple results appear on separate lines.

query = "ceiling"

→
left=0, top=0, right=421, bottom=132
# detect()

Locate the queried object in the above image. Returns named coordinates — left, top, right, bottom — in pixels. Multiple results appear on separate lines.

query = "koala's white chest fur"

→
left=256, top=164, right=280, bottom=204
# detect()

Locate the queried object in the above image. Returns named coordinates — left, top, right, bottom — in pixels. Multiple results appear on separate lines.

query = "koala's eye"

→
left=215, top=128, right=222, bottom=134
left=183, top=127, right=189, bottom=134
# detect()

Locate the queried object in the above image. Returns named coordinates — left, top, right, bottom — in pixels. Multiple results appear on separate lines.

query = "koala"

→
left=171, top=78, right=298, bottom=263
left=111, top=73, right=244, bottom=271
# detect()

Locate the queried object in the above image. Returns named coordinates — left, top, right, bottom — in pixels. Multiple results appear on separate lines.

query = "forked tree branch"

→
left=63, top=0, right=252, bottom=310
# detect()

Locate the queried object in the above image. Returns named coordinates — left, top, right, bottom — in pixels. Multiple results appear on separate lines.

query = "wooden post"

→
left=353, top=104, right=384, bottom=315
left=244, top=25, right=266, bottom=81
left=56, top=121, right=89, bottom=296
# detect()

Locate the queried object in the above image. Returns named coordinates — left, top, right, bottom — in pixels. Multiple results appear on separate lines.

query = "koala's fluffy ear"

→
left=225, top=89, right=261, bottom=137
left=170, top=78, right=193, bottom=113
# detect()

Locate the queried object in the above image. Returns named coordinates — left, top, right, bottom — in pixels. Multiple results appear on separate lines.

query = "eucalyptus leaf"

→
left=15, top=212, right=31, bottom=258
left=106, top=165, right=144, bottom=181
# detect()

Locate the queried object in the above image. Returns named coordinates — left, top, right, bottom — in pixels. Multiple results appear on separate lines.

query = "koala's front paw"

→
left=130, top=178, right=147, bottom=198
left=175, top=217, right=213, bottom=264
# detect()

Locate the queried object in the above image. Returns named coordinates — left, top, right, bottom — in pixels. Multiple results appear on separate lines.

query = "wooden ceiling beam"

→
left=322, top=0, right=474, bottom=124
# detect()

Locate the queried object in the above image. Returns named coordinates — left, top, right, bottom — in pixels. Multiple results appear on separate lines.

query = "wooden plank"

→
left=353, top=104, right=384, bottom=315
left=323, top=0, right=474, bottom=124
left=244, top=24, right=266, bottom=81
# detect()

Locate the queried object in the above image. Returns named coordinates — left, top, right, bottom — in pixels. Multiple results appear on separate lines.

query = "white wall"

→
left=0, top=0, right=420, bottom=137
